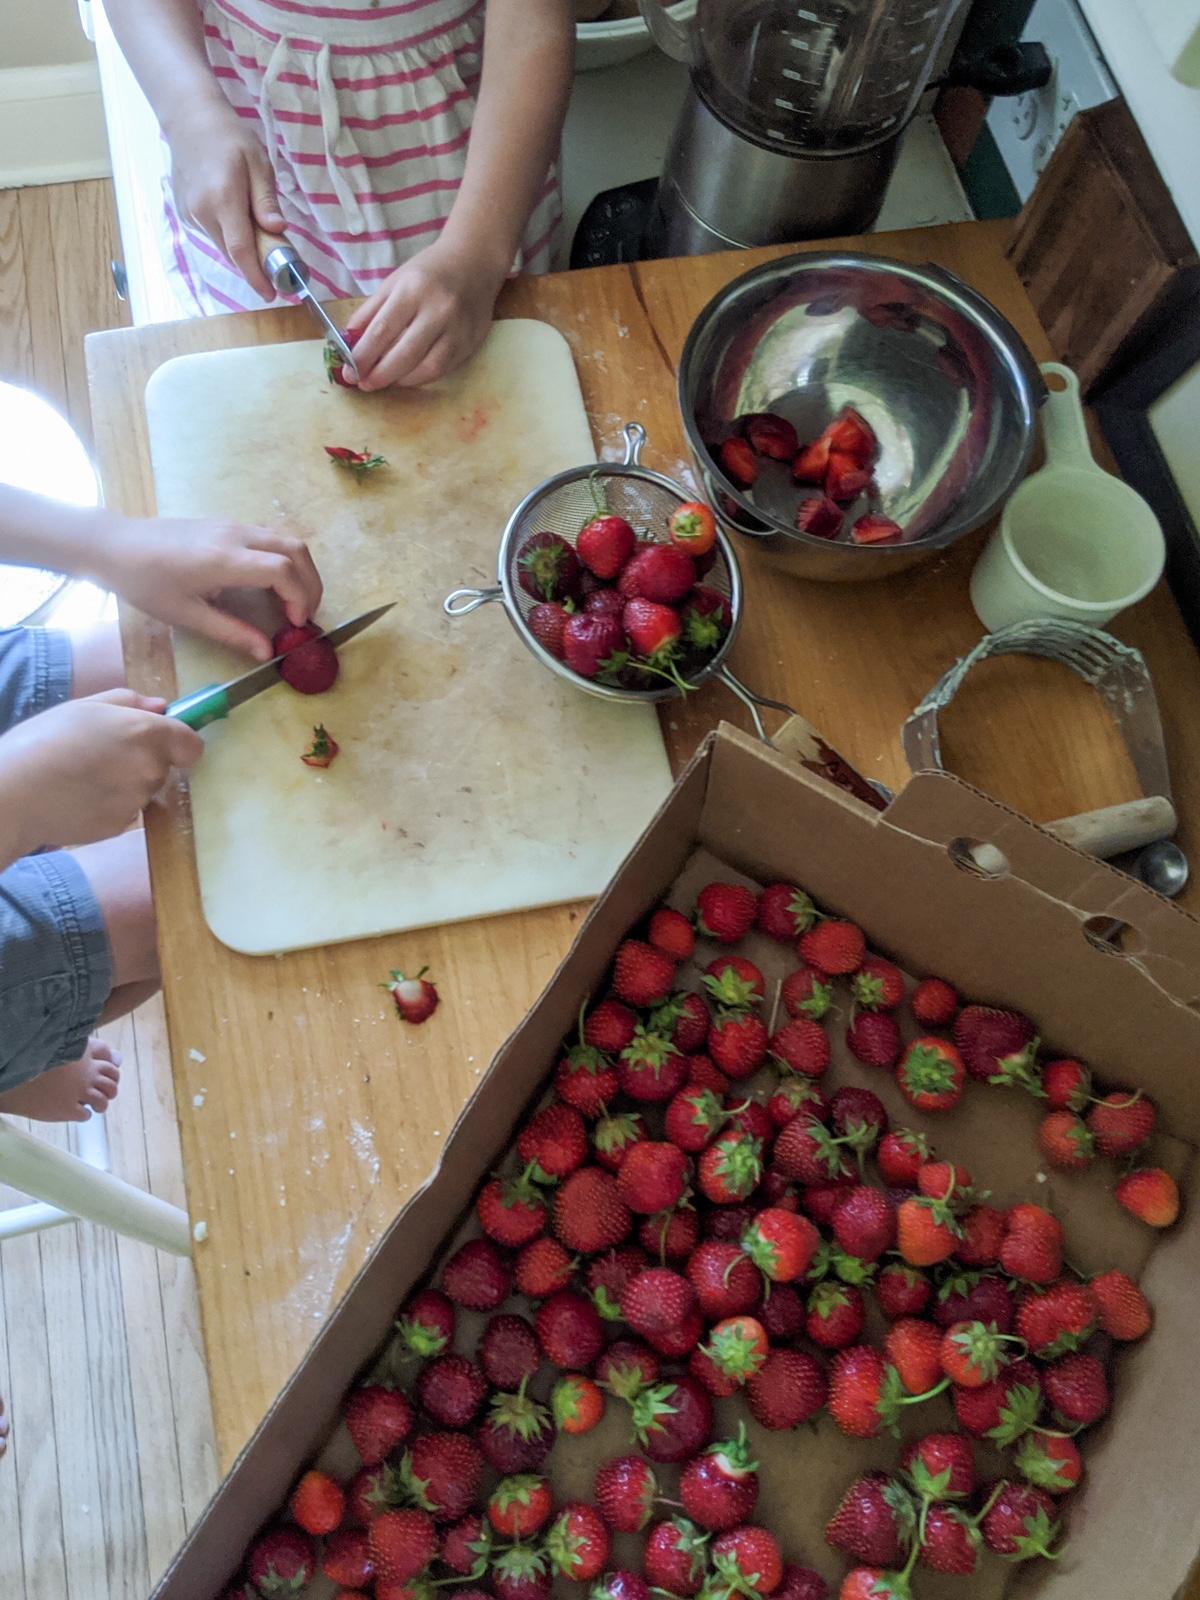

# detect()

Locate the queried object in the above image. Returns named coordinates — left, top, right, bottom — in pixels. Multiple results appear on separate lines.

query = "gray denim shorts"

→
left=0, top=628, right=114, bottom=1090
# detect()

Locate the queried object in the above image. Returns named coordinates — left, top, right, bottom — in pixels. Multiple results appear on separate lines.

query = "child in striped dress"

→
left=107, top=0, right=571, bottom=389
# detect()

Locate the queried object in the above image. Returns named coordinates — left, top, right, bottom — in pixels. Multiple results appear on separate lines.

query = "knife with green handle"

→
left=166, top=602, right=395, bottom=730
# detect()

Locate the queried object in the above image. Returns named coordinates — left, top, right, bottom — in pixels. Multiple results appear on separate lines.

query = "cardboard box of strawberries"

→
left=151, top=726, right=1200, bottom=1600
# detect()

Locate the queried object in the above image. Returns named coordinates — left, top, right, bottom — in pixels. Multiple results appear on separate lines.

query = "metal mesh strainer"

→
left=444, top=422, right=798, bottom=744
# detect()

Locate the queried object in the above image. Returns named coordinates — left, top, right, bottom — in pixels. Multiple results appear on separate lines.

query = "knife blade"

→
left=167, top=602, right=395, bottom=730
left=255, top=227, right=359, bottom=378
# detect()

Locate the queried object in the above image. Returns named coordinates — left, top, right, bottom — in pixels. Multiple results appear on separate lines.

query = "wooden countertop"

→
left=86, top=219, right=1200, bottom=1471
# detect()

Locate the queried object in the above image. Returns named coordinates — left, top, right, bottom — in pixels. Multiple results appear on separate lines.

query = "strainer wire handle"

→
left=716, top=666, right=797, bottom=749
left=444, top=585, right=502, bottom=616
left=620, top=422, right=646, bottom=467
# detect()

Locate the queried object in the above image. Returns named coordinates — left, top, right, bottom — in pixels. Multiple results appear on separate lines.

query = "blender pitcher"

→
left=640, top=0, right=968, bottom=251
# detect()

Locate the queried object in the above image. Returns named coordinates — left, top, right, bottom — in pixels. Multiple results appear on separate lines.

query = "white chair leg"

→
left=0, top=1115, right=192, bottom=1256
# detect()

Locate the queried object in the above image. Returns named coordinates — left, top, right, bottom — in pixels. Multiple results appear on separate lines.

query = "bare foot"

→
left=0, top=1038, right=120, bottom=1122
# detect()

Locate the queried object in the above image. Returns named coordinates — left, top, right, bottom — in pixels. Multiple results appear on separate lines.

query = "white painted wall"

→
left=0, top=0, right=95, bottom=69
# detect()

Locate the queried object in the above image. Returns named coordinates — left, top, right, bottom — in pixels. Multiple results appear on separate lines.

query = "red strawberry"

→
left=837, top=1568, right=906, bottom=1600
left=741, top=1206, right=818, bottom=1281
left=585, top=999, right=638, bottom=1052
left=613, top=939, right=676, bottom=1007
left=703, top=955, right=766, bottom=1009
left=825, top=454, right=871, bottom=502
left=492, top=1544, right=553, bottom=1600
left=518, top=1103, right=588, bottom=1180
left=896, top=1038, right=964, bottom=1112
left=827, top=1346, right=889, bottom=1438
left=696, top=882, right=758, bottom=944
left=909, top=977, right=957, bottom=1027
left=918, top=1502, right=978, bottom=1573
left=1087, top=1090, right=1155, bottom=1155
left=631, top=1375, right=715, bottom=1461
left=416, top=1354, right=487, bottom=1428
left=547, top=1503, right=611, bottom=1581
left=704, top=1200, right=758, bottom=1241
left=1043, top=1351, right=1108, bottom=1424
left=940, top=1320, right=1016, bottom=1388
left=746, top=1348, right=827, bottom=1429
left=290, top=1470, right=344, bottom=1535
left=641, top=1206, right=700, bottom=1262
left=669, top=500, right=718, bottom=557
left=953, top=1203, right=1006, bottom=1267
left=884, top=1317, right=942, bottom=1394
left=758, top=1282, right=804, bottom=1342
left=795, top=495, right=843, bottom=539
left=395, top=1287, right=454, bottom=1360
left=1000, top=1206, right=1064, bottom=1282
left=556, top=1049, right=620, bottom=1120
left=1090, top=1268, right=1152, bottom=1339
left=774, top=1118, right=851, bottom=1185
left=774, top=1564, right=829, bottom=1600
left=274, top=622, right=339, bottom=695
left=798, top=920, right=866, bottom=975
left=536, top=1289, right=605, bottom=1369
left=828, top=407, right=876, bottom=465
left=321, top=1527, right=374, bottom=1588
left=666, top=1087, right=726, bottom=1152
left=681, top=1432, right=760, bottom=1530
left=757, top=883, right=819, bottom=942
left=720, top=436, right=759, bottom=488
left=323, top=325, right=361, bottom=386
left=625, top=598, right=684, bottom=670
left=368, top=1509, right=436, bottom=1585
left=597, top=1338, right=660, bottom=1399
left=806, top=1282, right=866, bottom=1350
left=554, top=1166, right=633, bottom=1252
left=826, top=1472, right=916, bottom=1566
left=616, top=1141, right=689, bottom=1213
left=980, top=1483, right=1059, bottom=1559
left=932, top=1272, right=1014, bottom=1333
left=487, top=1475, right=554, bottom=1539
left=477, top=1172, right=547, bottom=1247
left=1016, top=1282, right=1099, bottom=1357
left=877, top=1263, right=931, bottom=1319
left=850, top=513, right=901, bottom=546
left=404, top=1432, right=485, bottom=1520
left=515, top=1236, right=574, bottom=1297
left=781, top=965, right=833, bottom=1021
left=846, top=1012, right=901, bottom=1070
left=744, top=412, right=799, bottom=460
left=1042, top=1057, right=1091, bottom=1111
left=249, top=1527, right=316, bottom=1594
left=900, top=1432, right=975, bottom=1500
left=711, top=1525, right=782, bottom=1596
left=896, top=1197, right=957, bottom=1267
left=832, top=1187, right=896, bottom=1260
left=645, top=1517, right=710, bottom=1596
left=1115, top=1166, right=1179, bottom=1226
left=793, top=435, right=831, bottom=482
left=586, top=1244, right=651, bottom=1320
left=439, top=1512, right=489, bottom=1576
left=767, top=1075, right=827, bottom=1130
left=1037, top=1110, right=1094, bottom=1171
left=687, top=1238, right=761, bottom=1319
left=953, top=1005, right=1039, bottom=1090
left=698, top=1129, right=764, bottom=1202
left=621, top=1267, right=697, bottom=1341
left=652, top=992, right=711, bottom=1054
left=851, top=958, right=904, bottom=1012
left=345, top=1463, right=400, bottom=1526
left=649, top=908, right=696, bottom=961
left=688, top=1053, right=731, bottom=1095
left=578, top=513, right=636, bottom=579
left=517, top=532, right=581, bottom=602
left=344, top=1386, right=413, bottom=1466
left=594, top=1110, right=648, bottom=1172
left=769, top=1018, right=830, bottom=1077
left=592, top=1572, right=653, bottom=1600
left=595, top=1453, right=658, bottom=1532
left=477, top=1383, right=554, bottom=1474
left=386, top=968, right=438, bottom=1025
left=563, top=613, right=625, bottom=679
left=697, top=1314, right=768, bottom=1384
left=1015, top=1428, right=1082, bottom=1494
left=620, top=544, right=697, bottom=605
left=299, top=723, right=338, bottom=768
left=528, top=600, right=572, bottom=659
left=829, top=1086, right=888, bottom=1148
left=619, top=1029, right=687, bottom=1102
left=723, top=1096, right=773, bottom=1145
left=586, top=587, right=626, bottom=617
left=681, top=584, right=731, bottom=649
left=442, top=1237, right=511, bottom=1310
left=876, top=1129, right=930, bottom=1188
left=708, top=1013, right=770, bottom=1080
left=953, top=1358, right=1042, bottom=1443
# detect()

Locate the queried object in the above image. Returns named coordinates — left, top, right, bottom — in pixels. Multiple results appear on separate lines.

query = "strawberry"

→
left=876, top=1130, right=929, bottom=1189
left=896, top=1038, right=964, bottom=1112
left=578, top=513, right=636, bottom=578
left=798, top=920, right=866, bottom=975
left=1087, top=1090, right=1155, bottom=1154
left=552, top=1372, right=604, bottom=1434
left=895, top=1197, right=957, bottom=1267
left=953, top=1005, right=1039, bottom=1090
left=563, top=612, right=626, bottom=679
left=1000, top=1207, right=1064, bottom=1282
left=909, top=978, right=957, bottom=1028
left=517, top=532, right=581, bottom=602
left=1016, top=1282, right=1099, bottom=1356
left=300, top=723, right=338, bottom=768
left=795, top=495, right=843, bottom=539
left=758, top=1282, right=804, bottom=1342
left=689, top=1054, right=732, bottom=1095
left=594, top=1110, right=648, bottom=1172
left=645, top=1516, right=710, bottom=1596
left=404, top=1432, right=485, bottom=1520
left=622, top=1266, right=697, bottom=1341
left=780, top=964, right=833, bottom=1021
left=273, top=621, right=339, bottom=695
left=595, top=1454, right=658, bottom=1531
left=625, top=598, right=685, bottom=672
left=953, top=1203, right=1005, bottom=1267
left=324, top=326, right=361, bottom=386
left=687, top=1239, right=761, bottom=1318
left=528, top=600, right=572, bottom=660
left=666, top=1087, right=727, bottom=1152
left=1035, top=1110, right=1093, bottom=1172
left=980, top=1483, right=1059, bottom=1559
left=617, top=1141, right=689, bottom=1213
left=849, top=512, right=901, bottom=546
left=290, top=1470, right=345, bottom=1535
left=712, top=1526, right=782, bottom=1596
left=649, top=908, right=696, bottom=961
left=597, top=1339, right=660, bottom=1399
left=767, top=1075, right=826, bottom=1129
left=249, top=1527, right=316, bottom=1593
left=703, top=955, right=766, bottom=1009
left=536, top=1289, right=604, bottom=1369
left=439, top=1512, right=490, bottom=1577
left=724, top=1097, right=773, bottom=1145
left=825, top=454, right=870, bottom=502
left=827, top=1345, right=889, bottom=1438
left=518, top=1104, right=588, bottom=1180
left=321, top=1528, right=373, bottom=1588
left=1042, top=1058, right=1091, bottom=1112
left=698, top=1129, right=764, bottom=1202
left=940, top=1320, right=1016, bottom=1387
left=698, top=1315, right=768, bottom=1384
left=492, top=1543, right=553, bottom=1600
left=806, top=1282, right=866, bottom=1349
left=619, top=1029, right=687, bottom=1102
left=742, top=1206, right=818, bottom=1280
left=704, top=1201, right=759, bottom=1241
left=696, top=882, right=758, bottom=944
left=681, top=1431, right=760, bottom=1531
left=916, top=1160, right=971, bottom=1204
left=325, top=445, right=386, bottom=482
left=917, top=1503, right=977, bottom=1573
left=1043, top=1351, right=1108, bottom=1424
left=593, top=1573, right=653, bottom=1600
left=620, top=544, right=697, bottom=605
left=953, top=1358, right=1042, bottom=1444
left=477, top=1172, right=547, bottom=1247
left=547, top=1503, right=610, bottom=1581
left=556, top=1049, right=620, bottom=1120
left=757, top=884, right=819, bottom=942
left=774, top=1565, right=829, bottom=1600
left=416, top=1354, right=488, bottom=1428
left=720, top=436, right=759, bottom=488
left=641, top=1206, right=700, bottom=1262
left=883, top=1318, right=942, bottom=1394
left=585, top=999, right=639, bottom=1053
left=1015, top=1428, right=1082, bottom=1494
left=553, top=1166, right=633, bottom=1252
left=682, top=585, right=731, bottom=650
left=368, top=1510, right=436, bottom=1586
left=900, top=1433, right=975, bottom=1500
left=488, top=1475, right=554, bottom=1539
left=877, top=1264, right=931, bottom=1319
left=851, top=958, right=904, bottom=1012
left=345, top=1463, right=401, bottom=1526
left=631, top=1375, right=715, bottom=1461
left=613, top=940, right=676, bottom=1007
left=669, top=500, right=718, bottom=556
left=515, top=1236, right=574, bottom=1297
left=774, top=1118, right=851, bottom=1185
left=744, top=412, right=799, bottom=460
left=709, top=1013, right=770, bottom=1080
left=826, top=1472, right=916, bottom=1566
left=838, top=1568, right=906, bottom=1600
left=385, top=968, right=438, bottom=1025
left=829, top=1087, right=888, bottom=1149
left=344, top=1386, right=413, bottom=1466
left=746, top=1348, right=827, bottom=1429
left=1090, top=1267, right=1152, bottom=1339
left=478, top=1383, right=554, bottom=1474
left=586, top=1245, right=651, bottom=1320
left=793, top=435, right=831, bottom=482
left=769, top=1018, right=831, bottom=1077
left=652, top=992, right=711, bottom=1053
left=932, top=1272, right=1013, bottom=1332
left=442, top=1237, right=511, bottom=1310
left=832, top=1187, right=896, bottom=1260
left=845, top=1012, right=901, bottom=1070
left=689, top=1344, right=740, bottom=1399
left=394, top=1288, right=454, bottom=1360
left=827, top=407, right=876, bottom=465
left=1115, top=1166, right=1179, bottom=1226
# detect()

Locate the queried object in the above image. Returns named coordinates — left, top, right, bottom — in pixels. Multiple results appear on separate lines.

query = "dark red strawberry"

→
left=681, top=1432, right=760, bottom=1531
left=703, top=954, right=766, bottom=1009
left=1042, top=1057, right=1091, bottom=1111
left=900, top=1432, right=975, bottom=1500
left=345, top=1462, right=401, bottom=1526
left=932, top=1273, right=1014, bottom=1334
left=536, top=1289, right=605, bottom=1369
left=249, top=1527, right=316, bottom=1594
left=578, top=513, right=636, bottom=578
left=477, top=1172, right=547, bottom=1247
left=368, top=1508, right=437, bottom=1586
left=767, top=1076, right=826, bottom=1130
left=780, top=964, right=833, bottom=1021
left=723, top=1096, right=774, bottom=1146
left=442, top=1237, right=511, bottom=1310
left=953, top=1005, right=1039, bottom=1089
left=703, top=1200, right=758, bottom=1242
left=666, top=1086, right=726, bottom=1152
left=711, top=1524, right=782, bottom=1596
left=613, top=940, right=676, bottom=1007
left=687, top=1053, right=731, bottom=1096
left=876, top=1264, right=932, bottom=1319
left=586, top=587, right=626, bottom=617
left=631, top=1375, right=715, bottom=1462
left=795, top=495, right=843, bottom=539
left=774, top=1118, right=852, bottom=1185
left=514, top=1235, right=574, bottom=1298
left=980, top=1483, right=1059, bottom=1559
left=477, top=1384, right=555, bottom=1475
left=876, top=1129, right=930, bottom=1188
left=492, top=1543, right=553, bottom=1600
left=825, top=1472, right=916, bottom=1566
left=518, top=1103, right=588, bottom=1180
left=953, top=1358, right=1043, bottom=1443
left=833, top=1186, right=897, bottom=1261
left=827, top=1345, right=889, bottom=1438
left=344, top=1385, right=413, bottom=1466
left=619, top=1029, right=687, bottom=1102
left=517, top=531, right=581, bottom=602
left=744, top=412, right=799, bottom=459
left=585, top=1245, right=651, bottom=1320
left=320, top=1527, right=374, bottom=1588
left=553, top=1166, right=633, bottom=1252
left=746, top=1348, right=827, bottom=1429
left=756, top=883, right=819, bottom=942
left=681, top=585, right=731, bottom=650
left=918, top=1502, right=978, bottom=1573
left=593, top=1111, right=648, bottom=1173
left=708, top=1013, right=770, bottom=1081
left=773, top=1564, right=830, bottom=1600
left=556, top=1046, right=620, bottom=1120
left=769, top=1018, right=831, bottom=1078
left=686, top=1238, right=761, bottom=1319
left=846, top=1011, right=901, bottom=1069
left=1042, top=1351, right=1109, bottom=1425
left=806, top=1282, right=866, bottom=1350
left=828, top=1086, right=888, bottom=1152
left=403, top=1432, right=484, bottom=1522
left=620, top=544, right=697, bottom=605
left=595, top=1454, right=658, bottom=1531
left=640, top=1206, right=700, bottom=1262
left=851, top=957, right=905, bottom=1012
left=274, top=622, right=339, bottom=695
left=528, top=601, right=572, bottom=660
left=440, top=1512, right=490, bottom=1576
left=720, top=437, right=758, bottom=488
left=593, top=1573, right=653, bottom=1600
left=563, top=612, right=625, bottom=680
left=415, top=1354, right=487, bottom=1429
left=909, top=977, right=958, bottom=1027
left=758, top=1281, right=804, bottom=1341
left=954, top=1203, right=1006, bottom=1267
left=801, top=1175, right=857, bottom=1226
left=698, top=1128, right=764, bottom=1202
left=394, top=1287, right=455, bottom=1360
left=585, top=999, right=638, bottom=1052
left=651, top=992, right=711, bottom=1053
left=479, top=1312, right=541, bottom=1389
left=596, top=1338, right=660, bottom=1399
left=645, top=1516, right=710, bottom=1596
left=622, top=1266, right=697, bottom=1342
left=696, top=881, right=758, bottom=943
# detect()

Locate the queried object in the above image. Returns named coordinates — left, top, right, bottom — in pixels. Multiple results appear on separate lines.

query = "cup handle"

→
left=1039, top=362, right=1097, bottom=470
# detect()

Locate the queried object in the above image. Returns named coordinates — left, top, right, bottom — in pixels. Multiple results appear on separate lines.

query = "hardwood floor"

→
left=0, top=179, right=219, bottom=1599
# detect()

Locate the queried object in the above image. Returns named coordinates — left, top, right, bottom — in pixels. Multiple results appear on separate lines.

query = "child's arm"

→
left=346, top=0, right=573, bottom=390
left=105, top=0, right=285, bottom=300
left=0, top=486, right=322, bottom=662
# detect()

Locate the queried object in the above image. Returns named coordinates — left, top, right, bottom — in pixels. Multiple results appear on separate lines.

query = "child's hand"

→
left=0, top=692, right=203, bottom=860
left=93, top=516, right=323, bottom=662
left=344, top=238, right=509, bottom=391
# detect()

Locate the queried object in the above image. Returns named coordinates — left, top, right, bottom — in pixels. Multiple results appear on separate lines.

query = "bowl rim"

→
left=677, top=248, right=1046, bottom=556
left=576, top=0, right=695, bottom=40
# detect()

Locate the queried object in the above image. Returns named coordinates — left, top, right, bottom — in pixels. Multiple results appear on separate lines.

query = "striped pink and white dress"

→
left=162, top=0, right=562, bottom=314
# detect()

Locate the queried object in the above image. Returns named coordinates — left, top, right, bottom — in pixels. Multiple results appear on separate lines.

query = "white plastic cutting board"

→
left=145, top=321, right=673, bottom=955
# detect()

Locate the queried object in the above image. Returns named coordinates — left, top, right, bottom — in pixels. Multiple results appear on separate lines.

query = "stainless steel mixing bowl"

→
left=679, top=251, right=1047, bottom=581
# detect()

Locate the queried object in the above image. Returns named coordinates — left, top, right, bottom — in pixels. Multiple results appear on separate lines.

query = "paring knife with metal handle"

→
left=166, top=603, right=395, bottom=730
left=254, top=226, right=359, bottom=378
